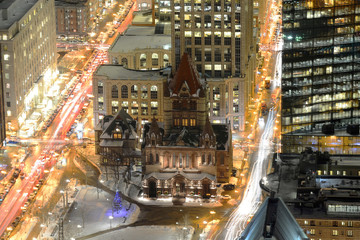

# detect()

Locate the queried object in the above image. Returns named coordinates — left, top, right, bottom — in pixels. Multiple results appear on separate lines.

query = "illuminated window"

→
left=150, top=85, right=158, bottom=99
left=4, top=54, right=10, bottom=61
left=131, top=85, right=138, bottom=98
left=347, top=230, right=353, bottom=237
left=174, top=118, right=180, bottom=126
left=141, top=86, right=148, bottom=99
left=7, top=110, right=11, bottom=116
left=113, top=132, right=122, bottom=139
left=310, top=229, right=315, bottom=235
left=304, top=220, right=309, bottom=225
left=332, top=230, right=338, bottom=236
left=182, top=118, right=188, bottom=126
left=190, top=119, right=196, bottom=126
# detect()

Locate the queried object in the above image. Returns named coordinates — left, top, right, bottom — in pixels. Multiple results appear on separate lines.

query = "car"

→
left=223, top=184, right=235, bottom=190
left=221, top=195, right=232, bottom=200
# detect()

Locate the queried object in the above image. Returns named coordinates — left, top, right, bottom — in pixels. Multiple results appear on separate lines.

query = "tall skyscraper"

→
left=0, top=0, right=57, bottom=130
left=281, top=1, right=360, bottom=153
left=170, top=0, right=256, bottom=130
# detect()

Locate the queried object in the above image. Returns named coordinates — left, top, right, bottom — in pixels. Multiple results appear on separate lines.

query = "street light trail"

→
left=0, top=50, right=106, bottom=238
left=224, top=108, right=277, bottom=240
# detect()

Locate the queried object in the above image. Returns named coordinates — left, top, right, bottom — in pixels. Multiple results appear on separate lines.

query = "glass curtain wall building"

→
left=281, top=0, right=360, bottom=153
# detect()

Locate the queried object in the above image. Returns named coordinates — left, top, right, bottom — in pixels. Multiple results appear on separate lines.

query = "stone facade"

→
left=141, top=53, right=232, bottom=199
left=93, top=65, right=170, bottom=137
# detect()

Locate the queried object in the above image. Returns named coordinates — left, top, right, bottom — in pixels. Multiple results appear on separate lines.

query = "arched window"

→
left=156, top=154, right=159, bottom=163
left=121, top=85, right=128, bottom=98
left=150, top=85, right=158, bottom=99
left=111, top=85, right=118, bottom=98
left=121, top=58, right=128, bottom=67
left=179, top=153, right=183, bottom=168
left=208, top=154, right=212, bottom=165
left=152, top=53, right=159, bottom=66
left=202, top=155, right=206, bottom=165
left=141, top=86, right=148, bottom=99
left=140, top=53, right=147, bottom=67
left=149, top=153, right=154, bottom=164
left=164, top=54, right=169, bottom=67
left=131, top=85, right=138, bottom=98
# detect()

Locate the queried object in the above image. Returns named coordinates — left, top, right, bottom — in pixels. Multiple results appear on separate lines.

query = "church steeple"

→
left=168, top=53, right=204, bottom=97
left=146, top=117, right=162, bottom=146
left=200, top=116, right=216, bottom=148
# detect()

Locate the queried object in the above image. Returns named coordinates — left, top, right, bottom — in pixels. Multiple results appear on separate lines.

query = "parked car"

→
left=223, top=184, right=235, bottom=190
left=221, top=195, right=232, bottom=200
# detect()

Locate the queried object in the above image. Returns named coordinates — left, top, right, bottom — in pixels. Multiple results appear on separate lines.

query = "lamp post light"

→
left=210, top=211, right=216, bottom=225
left=109, top=216, right=114, bottom=229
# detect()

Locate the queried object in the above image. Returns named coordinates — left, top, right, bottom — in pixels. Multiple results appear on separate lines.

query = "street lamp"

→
left=210, top=211, right=216, bottom=225
left=109, top=216, right=113, bottom=229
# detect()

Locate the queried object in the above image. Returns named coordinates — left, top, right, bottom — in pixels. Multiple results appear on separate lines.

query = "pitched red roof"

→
left=169, top=53, right=202, bottom=95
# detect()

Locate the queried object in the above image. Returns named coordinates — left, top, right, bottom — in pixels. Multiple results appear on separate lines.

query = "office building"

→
left=170, top=0, right=256, bottom=130
left=281, top=1, right=360, bottom=153
left=0, top=0, right=57, bottom=130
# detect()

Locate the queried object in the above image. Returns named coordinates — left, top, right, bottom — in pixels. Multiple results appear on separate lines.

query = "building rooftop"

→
left=239, top=197, right=308, bottom=240
left=263, top=152, right=360, bottom=220
left=132, top=10, right=153, bottom=25
left=283, top=128, right=358, bottom=137
left=0, top=0, right=37, bottom=30
left=109, top=25, right=171, bottom=53
left=94, top=65, right=171, bottom=81
left=55, top=0, right=87, bottom=7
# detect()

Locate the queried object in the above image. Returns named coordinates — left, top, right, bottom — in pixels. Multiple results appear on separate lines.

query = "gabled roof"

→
left=100, top=109, right=136, bottom=139
left=168, top=127, right=199, bottom=147
left=169, top=53, right=203, bottom=96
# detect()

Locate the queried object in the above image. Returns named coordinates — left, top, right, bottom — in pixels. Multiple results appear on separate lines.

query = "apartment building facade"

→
left=55, top=0, right=88, bottom=39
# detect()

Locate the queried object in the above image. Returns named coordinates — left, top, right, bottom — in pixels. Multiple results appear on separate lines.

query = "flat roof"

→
left=94, top=65, right=170, bottom=81
left=109, top=34, right=171, bottom=53
left=125, top=25, right=156, bottom=36
left=0, top=0, right=37, bottom=29
left=55, top=0, right=87, bottom=7
left=283, top=129, right=357, bottom=137
left=132, top=10, right=153, bottom=24
left=109, top=25, right=171, bottom=53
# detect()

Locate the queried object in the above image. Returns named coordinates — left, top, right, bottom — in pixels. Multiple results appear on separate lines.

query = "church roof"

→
left=145, top=171, right=216, bottom=181
left=169, top=53, right=203, bottom=96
